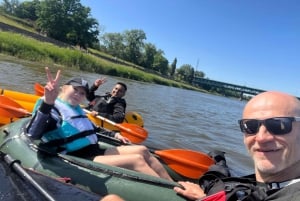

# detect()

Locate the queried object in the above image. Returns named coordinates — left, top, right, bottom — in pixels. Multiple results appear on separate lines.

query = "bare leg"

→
left=94, top=153, right=160, bottom=177
left=129, top=145, right=173, bottom=181
left=93, top=145, right=173, bottom=181
left=100, top=194, right=124, bottom=201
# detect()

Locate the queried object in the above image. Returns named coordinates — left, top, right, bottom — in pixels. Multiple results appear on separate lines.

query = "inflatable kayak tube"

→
left=0, top=118, right=195, bottom=201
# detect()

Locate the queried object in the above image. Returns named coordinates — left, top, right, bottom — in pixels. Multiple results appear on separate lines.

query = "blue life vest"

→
left=41, top=99, right=98, bottom=152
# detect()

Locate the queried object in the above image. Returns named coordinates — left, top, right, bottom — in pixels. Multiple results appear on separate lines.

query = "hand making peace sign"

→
left=44, top=67, right=61, bottom=105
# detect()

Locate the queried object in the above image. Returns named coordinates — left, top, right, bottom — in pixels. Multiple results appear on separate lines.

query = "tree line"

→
left=0, top=0, right=205, bottom=84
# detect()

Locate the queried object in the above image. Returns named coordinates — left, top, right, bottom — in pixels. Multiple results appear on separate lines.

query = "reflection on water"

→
left=0, top=57, right=253, bottom=176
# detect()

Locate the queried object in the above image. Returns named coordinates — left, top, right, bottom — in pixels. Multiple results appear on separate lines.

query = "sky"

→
left=81, top=1, right=300, bottom=96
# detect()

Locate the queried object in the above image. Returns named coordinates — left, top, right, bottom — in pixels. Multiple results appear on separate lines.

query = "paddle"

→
left=33, top=83, right=146, bottom=130
left=0, top=107, right=16, bottom=119
left=3, top=87, right=144, bottom=127
left=0, top=96, right=31, bottom=118
left=0, top=95, right=213, bottom=179
left=0, top=96, right=147, bottom=144
left=3, top=153, right=56, bottom=201
left=0, top=115, right=13, bottom=125
left=97, top=133, right=215, bottom=179
left=154, top=149, right=214, bottom=179
left=84, top=109, right=148, bottom=143
left=1, top=89, right=147, bottom=141
left=34, top=82, right=45, bottom=96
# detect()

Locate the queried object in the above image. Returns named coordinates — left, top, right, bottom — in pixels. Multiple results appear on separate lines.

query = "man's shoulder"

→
left=267, top=183, right=300, bottom=201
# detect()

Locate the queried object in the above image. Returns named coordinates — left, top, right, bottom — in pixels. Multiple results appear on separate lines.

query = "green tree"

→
left=141, top=42, right=157, bottom=69
left=170, top=58, right=177, bottom=77
left=99, top=29, right=170, bottom=75
left=101, top=32, right=125, bottom=58
left=1, top=0, right=20, bottom=14
left=123, top=29, right=146, bottom=65
left=36, top=0, right=99, bottom=47
left=176, top=64, right=195, bottom=83
left=66, top=5, right=99, bottom=48
left=194, top=70, right=205, bottom=78
left=36, top=0, right=68, bottom=41
left=14, top=0, right=39, bottom=20
left=152, top=52, right=168, bottom=75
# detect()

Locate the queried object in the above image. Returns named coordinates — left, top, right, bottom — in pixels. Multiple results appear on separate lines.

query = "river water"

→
left=0, top=55, right=253, bottom=176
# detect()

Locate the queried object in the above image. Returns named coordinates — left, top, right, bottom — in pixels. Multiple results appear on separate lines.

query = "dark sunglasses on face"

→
left=238, top=117, right=300, bottom=135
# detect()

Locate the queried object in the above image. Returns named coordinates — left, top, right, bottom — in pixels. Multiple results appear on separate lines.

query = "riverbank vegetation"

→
left=0, top=31, right=206, bottom=91
left=0, top=0, right=202, bottom=80
left=0, top=0, right=246, bottom=98
left=0, top=0, right=209, bottom=92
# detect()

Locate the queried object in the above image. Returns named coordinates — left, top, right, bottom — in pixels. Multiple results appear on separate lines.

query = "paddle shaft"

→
left=0, top=97, right=145, bottom=143
left=97, top=132, right=206, bottom=156
left=3, top=154, right=55, bottom=201
left=83, top=109, right=148, bottom=142
left=2, top=89, right=211, bottom=178
left=97, top=133, right=213, bottom=179
left=85, top=109, right=135, bottom=131
left=97, top=132, right=156, bottom=151
left=0, top=102, right=31, bottom=117
left=2, top=87, right=145, bottom=134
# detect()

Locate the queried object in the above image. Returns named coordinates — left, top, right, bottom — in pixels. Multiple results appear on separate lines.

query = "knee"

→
left=131, top=154, right=148, bottom=167
left=133, top=153, right=146, bottom=162
left=136, top=145, right=150, bottom=155
left=100, top=194, right=124, bottom=201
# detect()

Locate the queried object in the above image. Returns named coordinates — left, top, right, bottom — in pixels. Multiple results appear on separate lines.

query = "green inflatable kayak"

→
left=0, top=118, right=213, bottom=201
left=0, top=152, right=102, bottom=201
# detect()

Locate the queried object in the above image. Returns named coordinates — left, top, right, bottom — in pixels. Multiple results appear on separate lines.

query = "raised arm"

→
left=26, top=67, right=61, bottom=139
left=44, top=67, right=61, bottom=104
left=86, top=77, right=106, bottom=101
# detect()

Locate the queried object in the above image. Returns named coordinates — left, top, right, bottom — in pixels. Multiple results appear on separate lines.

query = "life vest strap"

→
left=43, top=129, right=96, bottom=146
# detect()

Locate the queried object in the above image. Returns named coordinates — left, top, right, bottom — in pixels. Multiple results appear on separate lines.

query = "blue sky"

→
left=81, top=1, right=300, bottom=96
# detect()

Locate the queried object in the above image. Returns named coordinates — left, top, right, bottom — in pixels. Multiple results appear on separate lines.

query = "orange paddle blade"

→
left=118, top=123, right=148, bottom=143
left=97, top=120, right=148, bottom=143
left=0, top=107, right=17, bottom=119
left=0, top=95, right=24, bottom=108
left=96, top=133, right=213, bottom=180
left=34, top=83, right=44, bottom=96
left=155, top=149, right=214, bottom=179
left=0, top=115, right=17, bottom=126
left=0, top=96, right=30, bottom=118
left=0, top=103, right=30, bottom=118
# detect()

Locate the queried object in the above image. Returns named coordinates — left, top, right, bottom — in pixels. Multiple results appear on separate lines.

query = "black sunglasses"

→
left=238, top=117, right=300, bottom=135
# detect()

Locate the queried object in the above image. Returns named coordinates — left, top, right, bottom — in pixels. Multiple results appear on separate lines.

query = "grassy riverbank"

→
left=0, top=13, right=207, bottom=92
left=0, top=30, right=206, bottom=92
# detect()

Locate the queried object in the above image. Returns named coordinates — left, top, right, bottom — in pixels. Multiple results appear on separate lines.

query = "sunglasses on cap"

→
left=238, top=117, right=300, bottom=135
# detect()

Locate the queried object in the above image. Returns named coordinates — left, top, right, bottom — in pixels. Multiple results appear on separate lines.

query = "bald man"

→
left=174, top=91, right=300, bottom=201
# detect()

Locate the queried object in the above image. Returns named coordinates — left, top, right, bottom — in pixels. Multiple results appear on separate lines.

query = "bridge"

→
left=192, top=76, right=265, bottom=97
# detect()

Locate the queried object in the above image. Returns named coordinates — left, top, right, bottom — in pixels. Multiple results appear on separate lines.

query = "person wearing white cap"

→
left=26, top=67, right=172, bottom=181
